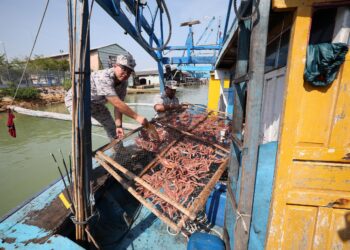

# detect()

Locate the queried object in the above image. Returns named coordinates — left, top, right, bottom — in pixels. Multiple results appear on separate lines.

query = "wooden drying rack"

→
left=93, top=109, right=230, bottom=232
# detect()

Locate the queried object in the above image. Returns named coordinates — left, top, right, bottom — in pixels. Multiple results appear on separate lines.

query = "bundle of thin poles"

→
left=66, top=0, right=95, bottom=244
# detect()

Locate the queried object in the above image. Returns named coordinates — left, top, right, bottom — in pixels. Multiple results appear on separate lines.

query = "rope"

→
left=235, top=210, right=251, bottom=233
left=233, top=0, right=260, bottom=21
left=210, top=227, right=223, bottom=239
left=167, top=225, right=179, bottom=236
left=10, top=0, right=50, bottom=106
left=70, top=210, right=99, bottom=225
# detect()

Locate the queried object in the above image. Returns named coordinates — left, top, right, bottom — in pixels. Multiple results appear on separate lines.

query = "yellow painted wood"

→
left=312, top=207, right=350, bottom=249
left=293, top=54, right=350, bottom=162
left=265, top=7, right=313, bottom=249
left=208, top=73, right=221, bottom=110
left=287, top=191, right=350, bottom=208
left=289, top=161, right=350, bottom=192
left=281, top=205, right=317, bottom=250
left=266, top=2, right=350, bottom=249
left=327, top=209, right=350, bottom=249
left=313, top=207, right=332, bottom=250
left=273, top=0, right=349, bottom=9
left=272, top=205, right=350, bottom=249
left=59, top=193, right=72, bottom=209
left=207, top=73, right=230, bottom=110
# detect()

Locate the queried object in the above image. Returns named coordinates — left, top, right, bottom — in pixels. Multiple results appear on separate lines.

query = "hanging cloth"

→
left=7, top=109, right=16, bottom=138
left=304, top=43, right=349, bottom=87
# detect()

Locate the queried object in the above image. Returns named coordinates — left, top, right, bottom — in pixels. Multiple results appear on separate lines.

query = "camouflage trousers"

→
left=66, top=102, right=116, bottom=141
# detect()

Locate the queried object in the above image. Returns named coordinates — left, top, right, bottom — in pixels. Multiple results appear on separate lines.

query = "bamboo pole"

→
left=96, top=151, right=196, bottom=220
left=95, top=157, right=180, bottom=233
left=70, top=0, right=80, bottom=239
left=177, top=158, right=229, bottom=229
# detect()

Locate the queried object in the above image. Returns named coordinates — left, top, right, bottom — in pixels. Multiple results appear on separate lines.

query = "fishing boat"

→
left=1, top=0, right=350, bottom=249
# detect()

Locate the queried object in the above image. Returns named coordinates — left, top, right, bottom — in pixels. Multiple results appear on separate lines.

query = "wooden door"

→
left=266, top=4, right=350, bottom=249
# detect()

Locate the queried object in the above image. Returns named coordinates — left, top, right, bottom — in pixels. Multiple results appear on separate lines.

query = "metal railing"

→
left=0, top=69, right=70, bottom=87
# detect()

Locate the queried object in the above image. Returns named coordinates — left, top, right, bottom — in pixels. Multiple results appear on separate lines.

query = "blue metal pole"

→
left=96, top=0, right=160, bottom=60
left=186, top=26, right=193, bottom=60
left=165, top=45, right=221, bottom=50
left=111, top=0, right=121, bottom=16
left=196, top=16, right=215, bottom=45
left=149, top=7, right=159, bottom=47
left=157, top=49, right=165, bottom=93
left=160, top=5, right=164, bottom=47
left=222, top=0, right=233, bottom=44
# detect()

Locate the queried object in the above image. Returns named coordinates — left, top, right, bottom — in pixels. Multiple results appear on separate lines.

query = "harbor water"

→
left=0, top=85, right=208, bottom=218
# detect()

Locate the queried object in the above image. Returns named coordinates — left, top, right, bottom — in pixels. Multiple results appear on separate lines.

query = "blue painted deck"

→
left=0, top=152, right=188, bottom=250
left=0, top=174, right=82, bottom=249
left=0, top=156, right=104, bottom=249
left=116, top=207, right=187, bottom=250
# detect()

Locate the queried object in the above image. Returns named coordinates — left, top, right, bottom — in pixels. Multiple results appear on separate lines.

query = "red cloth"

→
left=7, top=109, right=16, bottom=138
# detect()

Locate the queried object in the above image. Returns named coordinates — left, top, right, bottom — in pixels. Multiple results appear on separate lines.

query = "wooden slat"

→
left=177, top=158, right=229, bottom=229
left=233, top=0, right=271, bottom=249
left=232, top=73, right=250, bottom=84
left=96, top=151, right=196, bottom=220
left=231, top=134, right=243, bottom=151
left=95, top=157, right=180, bottom=232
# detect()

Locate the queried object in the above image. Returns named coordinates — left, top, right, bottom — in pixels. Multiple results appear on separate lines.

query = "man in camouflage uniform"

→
left=153, top=81, right=186, bottom=117
left=65, top=54, right=149, bottom=141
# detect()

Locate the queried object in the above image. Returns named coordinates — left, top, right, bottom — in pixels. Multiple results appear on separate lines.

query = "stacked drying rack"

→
left=94, top=106, right=232, bottom=233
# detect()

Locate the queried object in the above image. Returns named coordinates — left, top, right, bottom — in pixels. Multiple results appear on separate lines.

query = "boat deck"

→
left=116, top=206, right=187, bottom=250
left=0, top=167, right=188, bottom=250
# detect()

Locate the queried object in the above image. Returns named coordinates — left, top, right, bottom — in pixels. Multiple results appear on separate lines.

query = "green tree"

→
left=28, top=55, right=69, bottom=71
left=0, top=53, right=11, bottom=84
left=0, top=53, right=6, bottom=66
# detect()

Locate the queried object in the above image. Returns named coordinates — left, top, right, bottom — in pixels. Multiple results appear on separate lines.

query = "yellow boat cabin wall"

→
left=266, top=0, right=350, bottom=249
left=207, top=71, right=230, bottom=112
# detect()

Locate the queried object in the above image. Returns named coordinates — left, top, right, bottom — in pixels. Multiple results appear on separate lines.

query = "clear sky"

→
left=0, top=0, right=233, bottom=71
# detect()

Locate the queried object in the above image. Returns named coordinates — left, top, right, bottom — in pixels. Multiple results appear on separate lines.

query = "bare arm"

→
left=154, top=103, right=183, bottom=113
left=107, top=95, right=147, bottom=125
left=114, top=107, right=123, bottom=127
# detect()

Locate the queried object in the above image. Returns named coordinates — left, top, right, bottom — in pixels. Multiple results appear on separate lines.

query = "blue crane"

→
left=95, top=0, right=234, bottom=89
left=176, top=16, right=221, bottom=78
left=196, top=16, right=216, bottom=46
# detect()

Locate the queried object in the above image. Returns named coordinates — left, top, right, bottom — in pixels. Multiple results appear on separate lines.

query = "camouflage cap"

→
left=116, top=54, right=136, bottom=71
